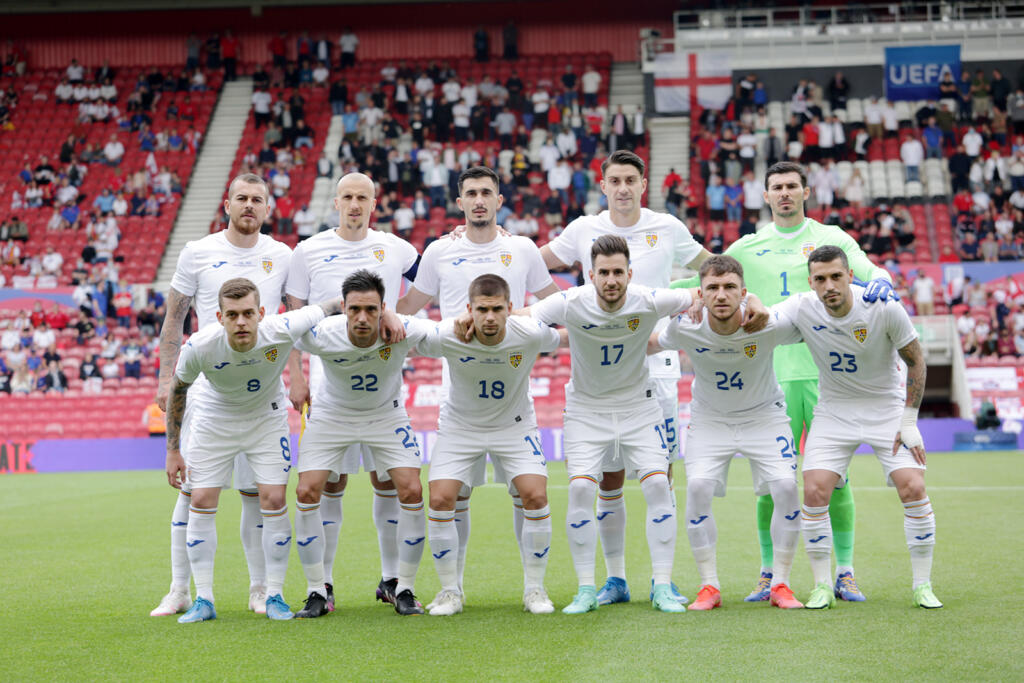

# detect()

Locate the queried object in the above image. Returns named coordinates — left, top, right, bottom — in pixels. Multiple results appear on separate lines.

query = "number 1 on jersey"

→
left=780, top=271, right=790, bottom=297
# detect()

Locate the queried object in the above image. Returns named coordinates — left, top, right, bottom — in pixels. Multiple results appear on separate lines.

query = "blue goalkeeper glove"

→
left=855, top=277, right=899, bottom=303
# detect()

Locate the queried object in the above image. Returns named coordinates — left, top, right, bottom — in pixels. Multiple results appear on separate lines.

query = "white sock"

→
left=597, top=487, right=627, bottom=580
left=238, top=490, right=266, bottom=589
left=566, top=476, right=598, bottom=587
left=903, top=498, right=936, bottom=588
left=373, top=487, right=400, bottom=581
left=261, top=506, right=291, bottom=598
left=685, top=478, right=718, bottom=587
left=801, top=504, right=833, bottom=585
left=170, top=491, right=191, bottom=592
left=454, top=499, right=470, bottom=590
left=428, top=508, right=459, bottom=592
left=187, top=505, right=217, bottom=603
left=768, top=479, right=800, bottom=588
left=295, top=501, right=326, bottom=598
left=396, top=500, right=426, bottom=595
left=320, top=490, right=343, bottom=586
left=521, top=505, right=552, bottom=591
left=511, top=493, right=525, bottom=561
left=639, top=470, right=676, bottom=585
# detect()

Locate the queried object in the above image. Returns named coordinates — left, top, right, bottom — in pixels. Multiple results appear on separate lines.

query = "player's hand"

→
left=862, top=277, right=899, bottom=303
left=894, top=430, right=927, bottom=465
left=289, top=375, right=310, bottom=412
left=448, top=224, right=509, bottom=238
left=381, top=309, right=406, bottom=343
left=155, top=381, right=169, bottom=412
left=740, top=293, right=769, bottom=333
left=453, top=311, right=475, bottom=341
left=166, top=450, right=186, bottom=489
left=687, top=295, right=704, bottom=323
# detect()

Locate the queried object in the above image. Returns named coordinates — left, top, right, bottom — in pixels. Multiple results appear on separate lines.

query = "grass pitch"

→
left=1, top=451, right=1021, bottom=681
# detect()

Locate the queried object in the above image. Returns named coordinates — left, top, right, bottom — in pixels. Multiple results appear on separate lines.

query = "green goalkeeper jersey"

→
left=673, top=218, right=889, bottom=382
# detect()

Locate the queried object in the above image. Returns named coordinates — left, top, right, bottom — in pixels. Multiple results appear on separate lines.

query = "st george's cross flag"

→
left=653, top=52, right=732, bottom=115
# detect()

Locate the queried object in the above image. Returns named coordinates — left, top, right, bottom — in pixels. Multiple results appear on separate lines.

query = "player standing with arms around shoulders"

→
left=540, top=150, right=712, bottom=606
left=674, top=161, right=897, bottom=602
left=773, top=246, right=940, bottom=609
left=166, top=278, right=342, bottom=622
left=651, top=255, right=804, bottom=610
left=151, top=173, right=292, bottom=617
left=285, top=172, right=415, bottom=609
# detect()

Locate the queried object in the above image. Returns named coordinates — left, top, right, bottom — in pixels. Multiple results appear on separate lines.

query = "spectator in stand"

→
left=338, top=27, right=358, bottom=69
left=810, top=160, right=839, bottom=212
left=102, top=134, right=124, bottom=166
left=723, top=176, right=743, bottom=223
left=922, top=117, right=943, bottom=159
left=827, top=71, right=850, bottom=111
left=502, top=20, right=518, bottom=60
left=121, top=336, right=145, bottom=378
left=958, top=231, right=981, bottom=261
left=962, top=126, right=983, bottom=160
left=10, top=365, right=32, bottom=394
left=275, top=190, right=295, bottom=234
left=705, top=174, right=726, bottom=231
left=293, top=202, right=317, bottom=241
left=970, top=69, right=991, bottom=119
left=581, top=64, right=601, bottom=109
left=949, top=144, right=972, bottom=194
left=41, top=246, right=63, bottom=275
left=980, top=232, right=1000, bottom=262
left=39, top=360, right=68, bottom=393
left=985, top=151, right=1008, bottom=192
left=864, top=96, right=883, bottom=139
left=900, top=134, right=925, bottom=183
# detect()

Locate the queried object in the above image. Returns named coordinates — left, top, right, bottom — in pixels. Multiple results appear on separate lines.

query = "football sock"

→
left=521, top=505, right=552, bottom=591
left=295, top=501, right=326, bottom=598
left=755, top=494, right=774, bottom=572
left=320, top=489, right=344, bottom=585
left=170, top=491, right=191, bottom=592
left=511, top=493, right=525, bottom=559
left=373, top=487, right=400, bottom=581
left=566, top=476, right=599, bottom=586
left=903, top=498, right=936, bottom=589
left=639, top=470, right=676, bottom=585
left=801, top=504, right=833, bottom=585
left=830, top=478, right=856, bottom=569
left=187, top=505, right=217, bottom=603
left=768, top=479, right=800, bottom=587
left=396, top=501, right=426, bottom=596
left=427, top=508, right=459, bottom=591
left=454, top=499, right=470, bottom=590
left=597, top=487, right=627, bottom=579
left=261, top=506, right=291, bottom=598
left=686, top=478, right=719, bottom=588
left=238, top=490, right=266, bottom=589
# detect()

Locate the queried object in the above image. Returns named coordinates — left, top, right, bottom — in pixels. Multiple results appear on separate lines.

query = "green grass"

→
left=1, top=452, right=1021, bottom=681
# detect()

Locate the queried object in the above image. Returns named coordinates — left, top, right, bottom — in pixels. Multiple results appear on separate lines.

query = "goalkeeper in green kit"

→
left=673, top=161, right=897, bottom=602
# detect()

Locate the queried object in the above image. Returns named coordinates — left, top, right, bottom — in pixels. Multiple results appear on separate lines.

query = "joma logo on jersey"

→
left=378, top=346, right=391, bottom=362
left=744, top=343, right=757, bottom=358
left=509, top=352, right=523, bottom=368
left=264, top=347, right=278, bottom=362
left=853, top=326, right=868, bottom=343
left=645, top=232, right=658, bottom=248
left=261, top=258, right=273, bottom=274
left=801, top=242, right=817, bottom=258
left=372, top=248, right=385, bottom=263
left=499, top=251, right=512, bottom=267
left=626, top=317, right=640, bottom=332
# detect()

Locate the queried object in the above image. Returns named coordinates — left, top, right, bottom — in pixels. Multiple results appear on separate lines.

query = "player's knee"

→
left=397, top=479, right=423, bottom=505
left=295, top=482, right=321, bottom=505
left=261, top=491, right=286, bottom=510
left=896, top=476, right=926, bottom=503
left=429, top=492, right=456, bottom=511
left=519, top=490, right=548, bottom=510
left=802, top=479, right=832, bottom=507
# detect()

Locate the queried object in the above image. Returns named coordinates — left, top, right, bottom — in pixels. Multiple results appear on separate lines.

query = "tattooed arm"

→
left=165, top=375, right=191, bottom=489
left=156, top=287, right=193, bottom=411
left=895, top=339, right=927, bottom=464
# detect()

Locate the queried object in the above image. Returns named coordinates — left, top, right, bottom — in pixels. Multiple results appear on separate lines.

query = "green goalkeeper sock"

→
left=755, top=494, right=774, bottom=570
left=830, top=480, right=856, bottom=568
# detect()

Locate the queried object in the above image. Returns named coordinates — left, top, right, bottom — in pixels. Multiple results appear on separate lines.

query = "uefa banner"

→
left=884, top=45, right=960, bottom=101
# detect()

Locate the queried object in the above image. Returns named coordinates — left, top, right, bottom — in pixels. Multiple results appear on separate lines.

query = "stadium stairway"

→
left=310, top=115, right=347, bottom=228
left=155, top=79, right=254, bottom=290
left=647, top=117, right=690, bottom=213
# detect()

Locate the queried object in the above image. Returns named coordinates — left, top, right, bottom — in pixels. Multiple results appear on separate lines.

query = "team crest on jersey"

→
left=264, top=347, right=278, bottom=362
left=645, top=232, right=658, bottom=248
left=626, top=317, right=640, bottom=332
left=378, top=346, right=391, bottom=362
left=499, top=251, right=512, bottom=267
left=509, top=352, right=523, bottom=368
left=853, top=326, right=868, bottom=343
left=261, top=258, right=273, bottom=274
left=801, top=242, right=816, bottom=258
left=372, top=248, right=385, bottom=263
left=744, top=343, right=757, bottom=358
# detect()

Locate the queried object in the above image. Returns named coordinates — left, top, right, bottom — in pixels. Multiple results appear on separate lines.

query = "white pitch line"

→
left=479, top=484, right=1024, bottom=492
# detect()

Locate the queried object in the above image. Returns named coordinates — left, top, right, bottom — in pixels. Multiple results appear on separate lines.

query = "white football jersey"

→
left=546, top=209, right=702, bottom=379
left=416, top=315, right=560, bottom=430
left=772, top=284, right=918, bottom=411
left=296, top=315, right=433, bottom=419
left=531, top=284, right=691, bottom=410
left=175, top=306, right=325, bottom=418
left=412, top=234, right=554, bottom=317
left=658, top=310, right=802, bottom=421
left=285, top=229, right=418, bottom=309
left=170, top=231, right=291, bottom=328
